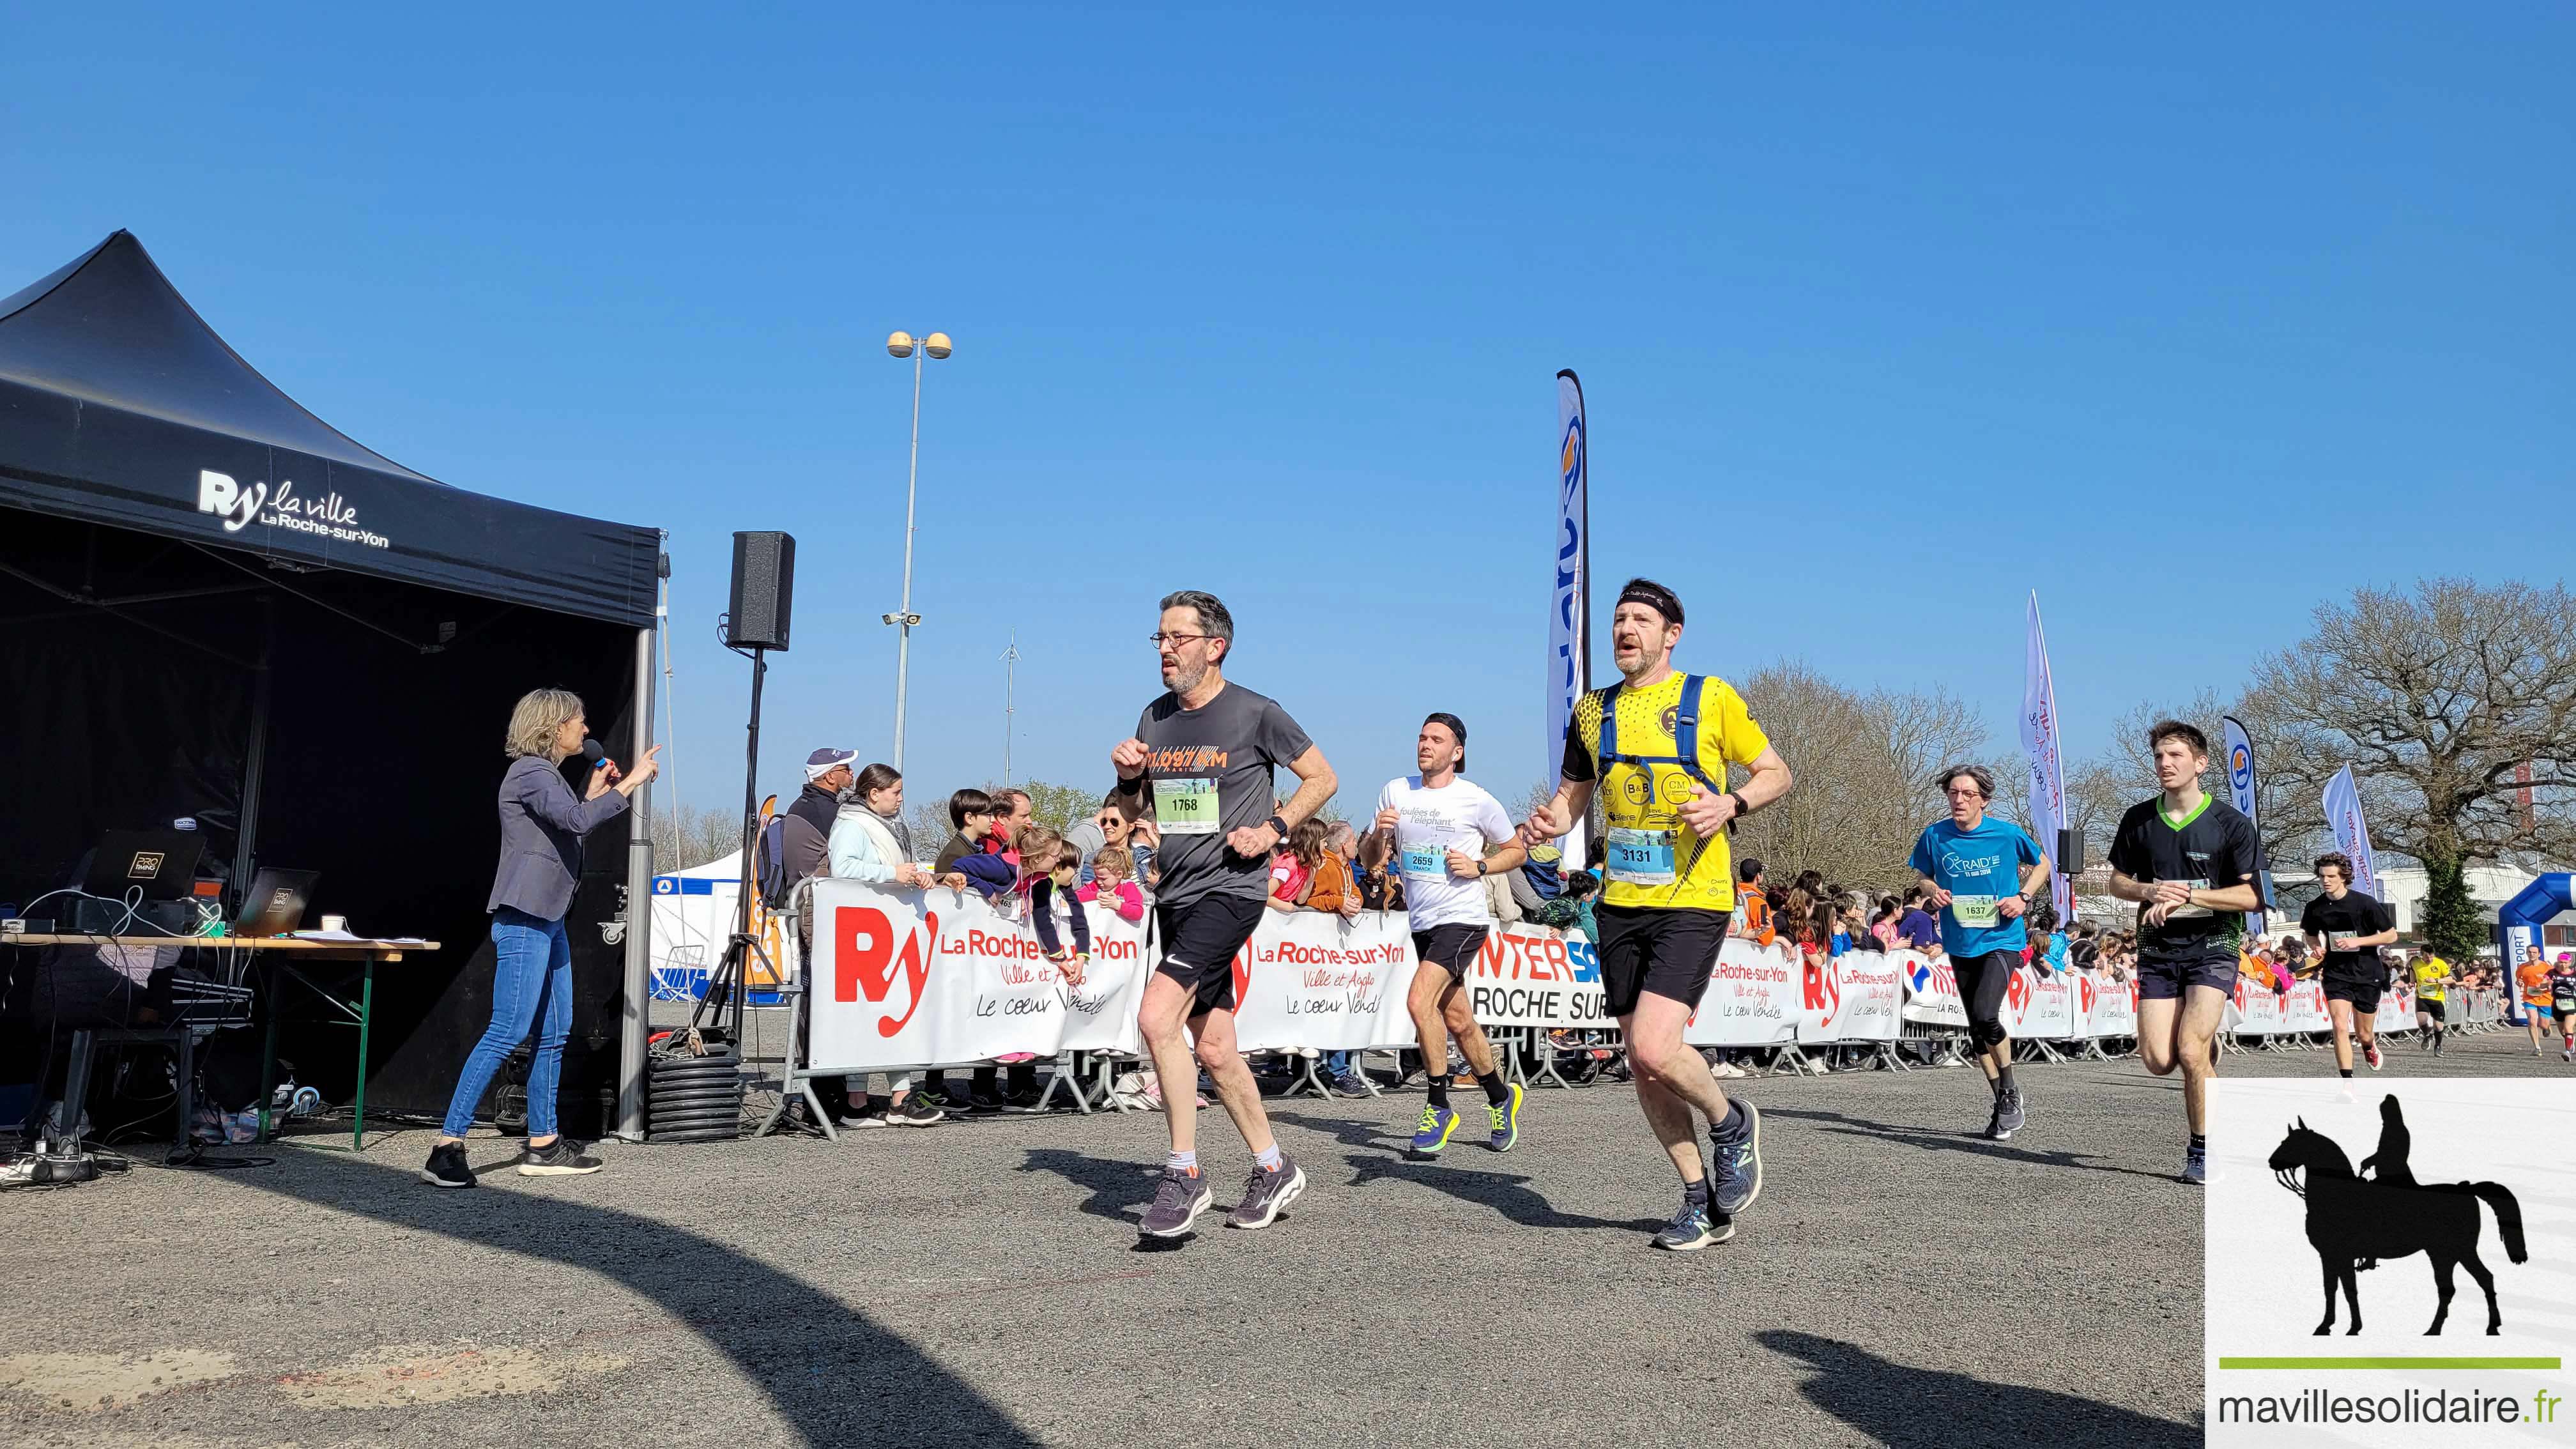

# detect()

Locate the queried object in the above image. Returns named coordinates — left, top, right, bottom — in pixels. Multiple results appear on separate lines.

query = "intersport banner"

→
left=1897, top=952, right=1969, bottom=1027
left=1465, top=927, right=1613, bottom=1029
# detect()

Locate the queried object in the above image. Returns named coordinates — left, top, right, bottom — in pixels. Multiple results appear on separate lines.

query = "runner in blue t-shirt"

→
left=1907, top=764, right=2053, bottom=1141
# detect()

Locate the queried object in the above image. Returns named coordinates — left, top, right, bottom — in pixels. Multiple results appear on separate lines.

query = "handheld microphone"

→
left=581, top=739, right=614, bottom=772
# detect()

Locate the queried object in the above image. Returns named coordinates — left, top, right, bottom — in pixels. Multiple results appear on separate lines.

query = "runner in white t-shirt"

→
left=1361, top=713, right=1528, bottom=1157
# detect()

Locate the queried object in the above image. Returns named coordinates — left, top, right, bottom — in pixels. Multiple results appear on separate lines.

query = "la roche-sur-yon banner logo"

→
left=2205, top=1079, right=2576, bottom=1445
left=198, top=468, right=390, bottom=549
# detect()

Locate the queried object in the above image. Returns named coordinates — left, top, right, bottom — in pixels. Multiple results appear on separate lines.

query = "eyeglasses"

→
left=1147, top=632, right=1213, bottom=649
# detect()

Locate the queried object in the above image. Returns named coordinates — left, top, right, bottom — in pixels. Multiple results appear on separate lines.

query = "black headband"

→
left=1616, top=582, right=1683, bottom=626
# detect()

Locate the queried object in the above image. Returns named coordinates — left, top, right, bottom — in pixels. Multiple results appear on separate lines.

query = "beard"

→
left=1168, top=656, right=1210, bottom=695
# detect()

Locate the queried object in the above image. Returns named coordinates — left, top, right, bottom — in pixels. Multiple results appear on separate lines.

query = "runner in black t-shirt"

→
left=2299, top=853, right=2397, bottom=1080
left=2105, top=720, right=2267, bottom=1186
left=1110, top=590, right=1338, bottom=1240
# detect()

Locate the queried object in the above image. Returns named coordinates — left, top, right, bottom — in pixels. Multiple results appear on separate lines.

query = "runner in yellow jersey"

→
left=1519, top=578, right=1793, bottom=1250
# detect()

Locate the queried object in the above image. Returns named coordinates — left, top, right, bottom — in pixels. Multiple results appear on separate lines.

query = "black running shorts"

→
left=1412, top=923, right=1490, bottom=982
left=1952, top=949, right=2017, bottom=1031
left=1153, top=893, right=1266, bottom=1017
left=1593, top=905, right=1730, bottom=1018
left=2419, top=997, right=2447, bottom=1022
left=2322, top=965, right=2382, bottom=1014
left=2136, top=953, right=2237, bottom=1001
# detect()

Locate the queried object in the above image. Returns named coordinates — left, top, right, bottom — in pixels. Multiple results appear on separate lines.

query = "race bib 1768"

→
left=1153, top=777, right=1221, bottom=835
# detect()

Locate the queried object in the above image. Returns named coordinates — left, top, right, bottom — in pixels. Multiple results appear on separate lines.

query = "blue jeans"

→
left=1326, top=1052, right=1354, bottom=1077
left=441, top=907, right=574, bottom=1138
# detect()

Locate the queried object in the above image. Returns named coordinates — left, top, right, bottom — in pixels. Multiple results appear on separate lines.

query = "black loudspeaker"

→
left=2057, top=827, right=2085, bottom=875
left=726, top=531, right=795, bottom=651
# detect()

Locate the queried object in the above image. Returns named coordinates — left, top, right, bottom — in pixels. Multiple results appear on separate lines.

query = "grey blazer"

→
left=487, top=754, right=631, bottom=920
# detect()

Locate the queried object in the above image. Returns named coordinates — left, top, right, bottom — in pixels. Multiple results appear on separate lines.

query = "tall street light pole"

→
left=882, top=328, right=951, bottom=770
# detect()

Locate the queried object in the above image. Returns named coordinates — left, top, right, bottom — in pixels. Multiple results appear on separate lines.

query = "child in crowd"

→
left=1079, top=844, right=1146, bottom=924
left=1266, top=818, right=1329, bottom=912
left=932, top=787, right=1013, bottom=902
left=1013, top=825, right=1091, bottom=981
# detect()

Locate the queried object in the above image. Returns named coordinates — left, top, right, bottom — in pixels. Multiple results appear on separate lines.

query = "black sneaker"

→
left=1002, top=1089, right=1050, bottom=1115
left=420, top=1141, right=475, bottom=1189
left=960, top=1092, right=1004, bottom=1120
left=1652, top=1197, right=1734, bottom=1251
left=841, top=1098, right=891, bottom=1130
left=518, top=1137, right=603, bottom=1176
left=1709, top=1100, right=1763, bottom=1216
left=1993, top=1087, right=2025, bottom=1140
left=887, top=1094, right=944, bottom=1127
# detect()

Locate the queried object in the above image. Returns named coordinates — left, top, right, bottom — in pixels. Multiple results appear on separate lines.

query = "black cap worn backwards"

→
left=1424, top=711, right=1468, bottom=774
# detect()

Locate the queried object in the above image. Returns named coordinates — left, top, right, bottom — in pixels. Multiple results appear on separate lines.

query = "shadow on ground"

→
left=1765, top=1105, right=2182, bottom=1183
left=1758, top=1330, right=2198, bottom=1446
left=215, top=1147, right=1038, bottom=1448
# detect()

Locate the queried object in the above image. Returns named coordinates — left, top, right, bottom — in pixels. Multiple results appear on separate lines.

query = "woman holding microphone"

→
left=423, top=689, right=659, bottom=1189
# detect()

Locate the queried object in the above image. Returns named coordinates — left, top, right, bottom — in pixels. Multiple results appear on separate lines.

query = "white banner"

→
left=2322, top=764, right=2382, bottom=901
left=2281, top=977, right=2327, bottom=1034
left=2374, top=981, right=2417, bottom=1036
left=1897, top=951, right=1969, bottom=1028
left=2000, top=964, right=2074, bottom=1041
left=1683, top=937, right=1800, bottom=1046
left=2020, top=593, right=2071, bottom=919
left=2071, top=969, right=2137, bottom=1039
left=2223, top=976, right=2286, bottom=1036
left=1549, top=371, right=1590, bottom=870
left=814, top=887, right=1970, bottom=1068
left=1799, top=951, right=1904, bottom=1044
left=809, top=880, right=1139, bottom=1072
left=1225, top=910, right=1418, bottom=1052
left=1465, top=926, right=1614, bottom=1029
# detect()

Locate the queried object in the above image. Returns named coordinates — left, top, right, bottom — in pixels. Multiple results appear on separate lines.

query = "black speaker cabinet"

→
left=726, top=531, right=795, bottom=650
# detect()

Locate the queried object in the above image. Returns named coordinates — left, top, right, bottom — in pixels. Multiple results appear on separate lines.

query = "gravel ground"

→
left=1, top=1023, right=2549, bottom=1448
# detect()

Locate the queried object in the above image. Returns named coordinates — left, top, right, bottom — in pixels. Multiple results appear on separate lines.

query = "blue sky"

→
left=7, top=5, right=2570, bottom=822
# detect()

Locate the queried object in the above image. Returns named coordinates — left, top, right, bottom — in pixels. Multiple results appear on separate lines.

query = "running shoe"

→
left=1332, top=1071, right=1371, bottom=1098
left=518, top=1138, right=602, bottom=1177
left=1410, top=1104, right=1461, bottom=1157
left=1487, top=1082, right=1524, bottom=1153
left=1993, top=1086, right=2026, bottom=1140
left=2364, top=1041, right=2383, bottom=1071
left=2182, top=1142, right=2207, bottom=1185
left=959, top=1091, right=1004, bottom=1120
left=887, top=1094, right=944, bottom=1127
left=420, top=1142, right=475, bottom=1189
left=1002, top=1089, right=1050, bottom=1115
left=1709, top=1101, right=1763, bottom=1216
left=1227, top=1155, right=1307, bottom=1229
left=1140, top=1166, right=1213, bottom=1238
left=1651, top=1197, right=1734, bottom=1252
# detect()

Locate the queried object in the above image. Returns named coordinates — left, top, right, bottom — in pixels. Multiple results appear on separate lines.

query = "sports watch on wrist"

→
left=1264, top=813, right=1289, bottom=840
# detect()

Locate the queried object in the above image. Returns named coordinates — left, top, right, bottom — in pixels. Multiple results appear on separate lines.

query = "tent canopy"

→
left=0, top=233, right=660, bottom=1131
left=0, top=231, right=658, bottom=627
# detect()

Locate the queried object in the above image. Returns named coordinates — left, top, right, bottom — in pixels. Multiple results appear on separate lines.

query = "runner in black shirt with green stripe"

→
left=2105, top=719, right=2267, bottom=1186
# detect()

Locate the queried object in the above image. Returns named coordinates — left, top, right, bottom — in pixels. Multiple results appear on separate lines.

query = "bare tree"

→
left=1726, top=663, right=1988, bottom=893
left=2247, top=578, right=2576, bottom=870
left=649, top=802, right=744, bottom=873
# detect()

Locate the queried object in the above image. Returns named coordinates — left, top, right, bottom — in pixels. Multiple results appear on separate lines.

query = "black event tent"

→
left=0, top=231, right=663, bottom=1136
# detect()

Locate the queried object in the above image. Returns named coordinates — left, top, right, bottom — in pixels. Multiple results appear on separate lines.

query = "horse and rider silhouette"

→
left=2267, top=1095, right=2527, bottom=1337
